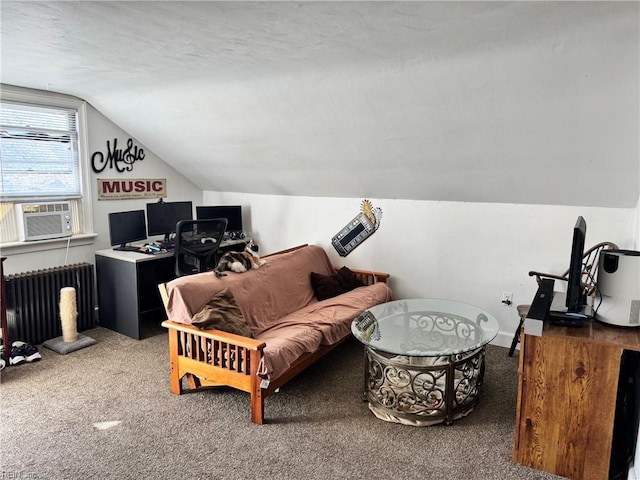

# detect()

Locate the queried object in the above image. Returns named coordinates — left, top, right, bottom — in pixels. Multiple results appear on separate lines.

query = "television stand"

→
left=547, top=291, right=593, bottom=326
left=513, top=317, right=640, bottom=479
left=547, top=313, right=591, bottom=327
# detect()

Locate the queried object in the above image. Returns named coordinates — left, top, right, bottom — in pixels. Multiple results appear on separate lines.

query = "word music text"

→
left=92, top=138, right=145, bottom=173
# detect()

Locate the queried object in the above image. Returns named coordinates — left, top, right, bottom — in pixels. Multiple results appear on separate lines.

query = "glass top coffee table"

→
left=351, top=299, right=499, bottom=426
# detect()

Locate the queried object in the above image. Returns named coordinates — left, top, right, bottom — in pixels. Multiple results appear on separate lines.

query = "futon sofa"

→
left=159, top=244, right=393, bottom=424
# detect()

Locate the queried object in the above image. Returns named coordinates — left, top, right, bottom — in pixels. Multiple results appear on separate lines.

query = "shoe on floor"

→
left=9, top=346, right=26, bottom=365
left=11, top=341, right=41, bottom=364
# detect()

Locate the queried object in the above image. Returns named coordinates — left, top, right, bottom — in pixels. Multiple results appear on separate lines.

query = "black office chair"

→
left=174, top=219, right=228, bottom=277
left=508, top=241, right=618, bottom=357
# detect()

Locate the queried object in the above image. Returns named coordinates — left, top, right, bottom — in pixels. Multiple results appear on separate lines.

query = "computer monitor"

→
left=548, top=215, right=591, bottom=325
left=146, top=201, right=193, bottom=243
left=196, top=205, right=243, bottom=232
left=108, top=210, right=147, bottom=251
left=566, top=216, right=587, bottom=313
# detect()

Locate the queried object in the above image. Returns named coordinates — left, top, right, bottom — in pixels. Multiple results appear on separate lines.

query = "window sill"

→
left=0, top=233, right=97, bottom=255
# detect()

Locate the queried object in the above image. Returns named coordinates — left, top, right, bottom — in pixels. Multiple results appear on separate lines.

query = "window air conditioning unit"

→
left=15, top=202, right=73, bottom=241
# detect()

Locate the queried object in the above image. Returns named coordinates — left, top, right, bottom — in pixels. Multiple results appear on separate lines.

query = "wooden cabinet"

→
left=513, top=322, right=640, bottom=479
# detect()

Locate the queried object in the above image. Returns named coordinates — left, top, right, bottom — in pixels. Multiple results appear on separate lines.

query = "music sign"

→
left=97, top=178, right=167, bottom=200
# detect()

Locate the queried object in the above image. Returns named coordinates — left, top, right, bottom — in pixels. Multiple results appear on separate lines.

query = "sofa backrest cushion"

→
left=164, top=244, right=335, bottom=332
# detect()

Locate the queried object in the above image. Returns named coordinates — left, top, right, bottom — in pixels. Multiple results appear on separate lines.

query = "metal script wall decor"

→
left=91, top=138, right=145, bottom=173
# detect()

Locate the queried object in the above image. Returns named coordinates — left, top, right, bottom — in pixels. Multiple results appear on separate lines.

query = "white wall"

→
left=636, top=194, right=640, bottom=250
left=204, top=190, right=635, bottom=348
left=2, top=104, right=203, bottom=274
left=3, top=94, right=636, bottom=351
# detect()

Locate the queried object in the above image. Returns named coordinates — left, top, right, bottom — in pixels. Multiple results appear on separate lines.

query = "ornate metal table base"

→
left=364, top=346, right=486, bottom=426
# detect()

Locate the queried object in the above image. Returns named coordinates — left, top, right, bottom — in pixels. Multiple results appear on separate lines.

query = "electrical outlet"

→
left=501, top=292, right=513, bottom=307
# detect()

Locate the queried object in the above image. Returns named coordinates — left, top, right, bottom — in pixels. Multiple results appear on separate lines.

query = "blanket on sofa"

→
left=163, top=245, right=393, bottom=380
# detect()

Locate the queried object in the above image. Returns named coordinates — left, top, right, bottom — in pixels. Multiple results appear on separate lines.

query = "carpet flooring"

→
left=0, top=326, right=565, bottom=480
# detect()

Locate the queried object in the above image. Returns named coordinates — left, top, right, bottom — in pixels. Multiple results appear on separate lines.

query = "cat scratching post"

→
left=43, top=287, right=96, bottom=355
left=60, top=287, right=78, bottom=342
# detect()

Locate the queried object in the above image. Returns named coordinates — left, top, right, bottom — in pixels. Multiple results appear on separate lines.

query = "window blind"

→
left=0, top=101, right=81, bottom=199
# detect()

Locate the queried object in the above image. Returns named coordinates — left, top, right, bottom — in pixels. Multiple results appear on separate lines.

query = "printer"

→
left=596, top=249, right=640, bottom=327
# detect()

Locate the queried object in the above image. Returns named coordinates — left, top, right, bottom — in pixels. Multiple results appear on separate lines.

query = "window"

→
left=0, top=86, right=93, bottom=247
left=1, top=102, right=81, bottom=198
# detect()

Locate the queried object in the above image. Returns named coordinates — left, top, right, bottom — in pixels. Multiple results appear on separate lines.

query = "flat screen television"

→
left=196, top=205, right=243, bottom=232
left=146, top=201, right=193, bottom=243
left=566, top=215, right=588, bottom=313
left=108, top=210, right=147, bottom=251
left=548, top=215, right=592, bottom=324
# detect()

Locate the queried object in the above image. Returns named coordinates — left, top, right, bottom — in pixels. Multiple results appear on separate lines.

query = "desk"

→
left=512, top=320, right=640, bottom=479
left=95, top=239, right=247, bottom=339
left=96, top=249, right=174, bottom=339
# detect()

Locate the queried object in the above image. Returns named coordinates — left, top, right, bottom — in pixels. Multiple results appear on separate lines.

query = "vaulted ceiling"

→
left=2, top=1, right=638, bottom=207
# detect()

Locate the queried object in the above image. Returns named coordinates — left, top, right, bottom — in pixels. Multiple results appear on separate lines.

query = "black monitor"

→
left=108, top=210, right=147, bottom=251
left=196, top=205, right=243, bottom=232
left=146, top=201, right=193, bottom=242
left=549, top=215, right=592, bottom=325
left=566, top=215, right=587, bottom=313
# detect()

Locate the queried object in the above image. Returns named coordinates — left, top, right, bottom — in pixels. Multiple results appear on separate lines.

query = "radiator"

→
left=5, top=263, right=96, bottom=345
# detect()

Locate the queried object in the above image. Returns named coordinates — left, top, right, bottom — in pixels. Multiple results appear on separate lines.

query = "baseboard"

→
left=491, top=330, right=518, bottom=351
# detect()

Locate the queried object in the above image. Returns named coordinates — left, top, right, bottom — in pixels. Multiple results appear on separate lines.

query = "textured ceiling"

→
left=1, top=1, right=638, bottom=207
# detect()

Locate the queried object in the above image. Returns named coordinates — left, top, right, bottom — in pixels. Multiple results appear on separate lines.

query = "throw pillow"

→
left=191, top=288, right=253, bottom=337
left=335, top=266, right=365, bottom=291
left=310, top=266, right=364, bottom=301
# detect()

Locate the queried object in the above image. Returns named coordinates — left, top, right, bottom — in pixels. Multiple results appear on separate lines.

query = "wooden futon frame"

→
left=159, top=245, right=389, bottom=424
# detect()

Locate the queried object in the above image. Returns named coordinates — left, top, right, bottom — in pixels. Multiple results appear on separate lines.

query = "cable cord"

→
left=586, top=270, right=603, bottom=314
left=64, top=235, right=71, bottom=265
